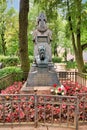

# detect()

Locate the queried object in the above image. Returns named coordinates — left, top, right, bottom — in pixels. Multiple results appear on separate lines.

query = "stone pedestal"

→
left=21, top=63, right=60, bottom=94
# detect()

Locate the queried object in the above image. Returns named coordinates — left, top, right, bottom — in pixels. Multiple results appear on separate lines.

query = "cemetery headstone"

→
left=21, top=13, right=61, bottom=93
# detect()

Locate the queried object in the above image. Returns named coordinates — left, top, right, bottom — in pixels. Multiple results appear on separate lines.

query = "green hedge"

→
left=29, top=56, right=34, bottom=63
left=0, top=66, right=22, bottom=78
left=52, top=57, right=62, bottom=63
left=0, top=55, right=34, bottom=67
left=66, top=61, right=77, bottom=69
left=0, top=56, right=20, bottom=67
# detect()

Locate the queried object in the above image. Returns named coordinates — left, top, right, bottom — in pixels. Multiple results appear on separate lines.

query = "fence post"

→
left=75, top=70, right=77, bottom=83
left=76, top=96, right=79, bottom=130
left=34, top=92, right=38, bottom=127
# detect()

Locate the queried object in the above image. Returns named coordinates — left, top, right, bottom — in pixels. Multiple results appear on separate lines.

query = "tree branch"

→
left=82, top=43, right=87, bottom=50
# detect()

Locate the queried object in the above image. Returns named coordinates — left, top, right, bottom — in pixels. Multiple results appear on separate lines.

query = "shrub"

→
left=0, top=67, right=23, bottom=90
left=0, top=55, right=34, bottom=67
left=52, top=57, right=62, bottom=63
left=82, top=63, right=87, bottom=73
left=0, top=66, right=22, bottom=78
left=0, top=55, right=20, bottom=67
left=66, top=61, right=77, bottom=69
left=29, top=56, right=34, bottom=63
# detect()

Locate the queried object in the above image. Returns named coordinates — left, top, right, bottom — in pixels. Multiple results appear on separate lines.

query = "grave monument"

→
left=21, top=13, right=61, bottom=93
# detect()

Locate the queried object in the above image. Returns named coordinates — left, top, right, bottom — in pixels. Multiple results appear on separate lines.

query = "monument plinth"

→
left=21, top=13, right=61, bottom=94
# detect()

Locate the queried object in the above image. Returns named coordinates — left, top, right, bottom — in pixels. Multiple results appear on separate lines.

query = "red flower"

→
left=62, top=104, right=66, bottom=109
left=58, top=87, right=61, bottom=92
left=53, top=84, right=57, bottom=88
left=19, top=110, right=25, bottom=119
left=46, top=104, right=51, bottom=109
left=70, top=105, right=75, bottom=109
left=53, top=107, right=60, bottom=114
left=65, top=85, right=70, bottom=91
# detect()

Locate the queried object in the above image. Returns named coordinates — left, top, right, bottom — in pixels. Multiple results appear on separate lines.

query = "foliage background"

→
left=0, top=0, right=87, bottom=74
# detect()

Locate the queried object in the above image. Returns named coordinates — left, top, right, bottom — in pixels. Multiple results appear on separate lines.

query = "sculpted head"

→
left=37, top=12, right=47, bottom=32
left=38, top=45, right=46, bottom=60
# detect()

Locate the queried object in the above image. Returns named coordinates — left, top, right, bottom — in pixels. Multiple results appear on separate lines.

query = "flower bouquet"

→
left=50, top=84, right=66, bottom=95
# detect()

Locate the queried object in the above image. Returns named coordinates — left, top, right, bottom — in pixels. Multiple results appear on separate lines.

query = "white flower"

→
left=55, top=89, right=58, bottom=94
left=61, top=85, right=66, bottom=94
left=62, top=91, right=65, bottom=95
left=51, top=88, right=54, bottom=92
left=61, top=85, right=64, bottom=89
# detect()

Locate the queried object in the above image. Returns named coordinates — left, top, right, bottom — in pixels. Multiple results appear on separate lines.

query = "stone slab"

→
left=21, top=64, right=61, bottom=93
left=26, top=66, right=60, bottom=87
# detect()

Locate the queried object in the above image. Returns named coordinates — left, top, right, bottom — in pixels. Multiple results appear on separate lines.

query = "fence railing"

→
left=57, top=71, right=87, bottom=87
left=36, top=94, right=78, bottom=129
left=0, top=94, right=78, bottom=129
left=57, top=71, right=76, bottom=83
left=0, top=71, right=87, bottom=91
left=0, top=93, right=86, bottom=128
left=0, top=74, right=15, bottom=90
left=77, top=93, right=87, bottom=124
left=0, top=72, right=28, bottom=90
left=76, top=72, right=87, bottom=87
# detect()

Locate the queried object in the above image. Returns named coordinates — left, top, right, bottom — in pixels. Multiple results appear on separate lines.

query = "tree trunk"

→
left=19, top=0, right=30, bottom=78
left=67, top=0, right=84, bottom=72
left=64, top=48, right=67, bottom=62
left=75, top=29, right=84, bottom=72
left=75, top=0, right=84, bottom=72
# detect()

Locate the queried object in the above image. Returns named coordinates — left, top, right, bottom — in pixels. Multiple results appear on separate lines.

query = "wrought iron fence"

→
left=77, top=93, right=87, bottom=124
left=0, top=72, right=28, bottom=90
left=0, top=93, right=87, bottom=128
left=0, top=94, right=78, bottom=129
left=57, top=71, right=87, bottom=87
left=36, top=94, right=78, bottom=129
left=76, top=72, right=87, bottom=87
left=0, top=71, right=87, bottom=91
left=0, top=74, right=14, bottom=90
left=57, top=71, right=76, bottom=83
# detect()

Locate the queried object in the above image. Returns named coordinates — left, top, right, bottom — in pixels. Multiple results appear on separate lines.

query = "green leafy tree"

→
left=66, top=0, right=87, bottom=72
left=34, top=0, right=71, bottom=61
left=0, top=1, right=18, bottom=56
left=28, top=3, right=39, bottom=56
left=0, top=1, right=7, bottom=55
left=5, top=8, right=19, bottom=55
left=35, top=0, right=87, bottom=72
